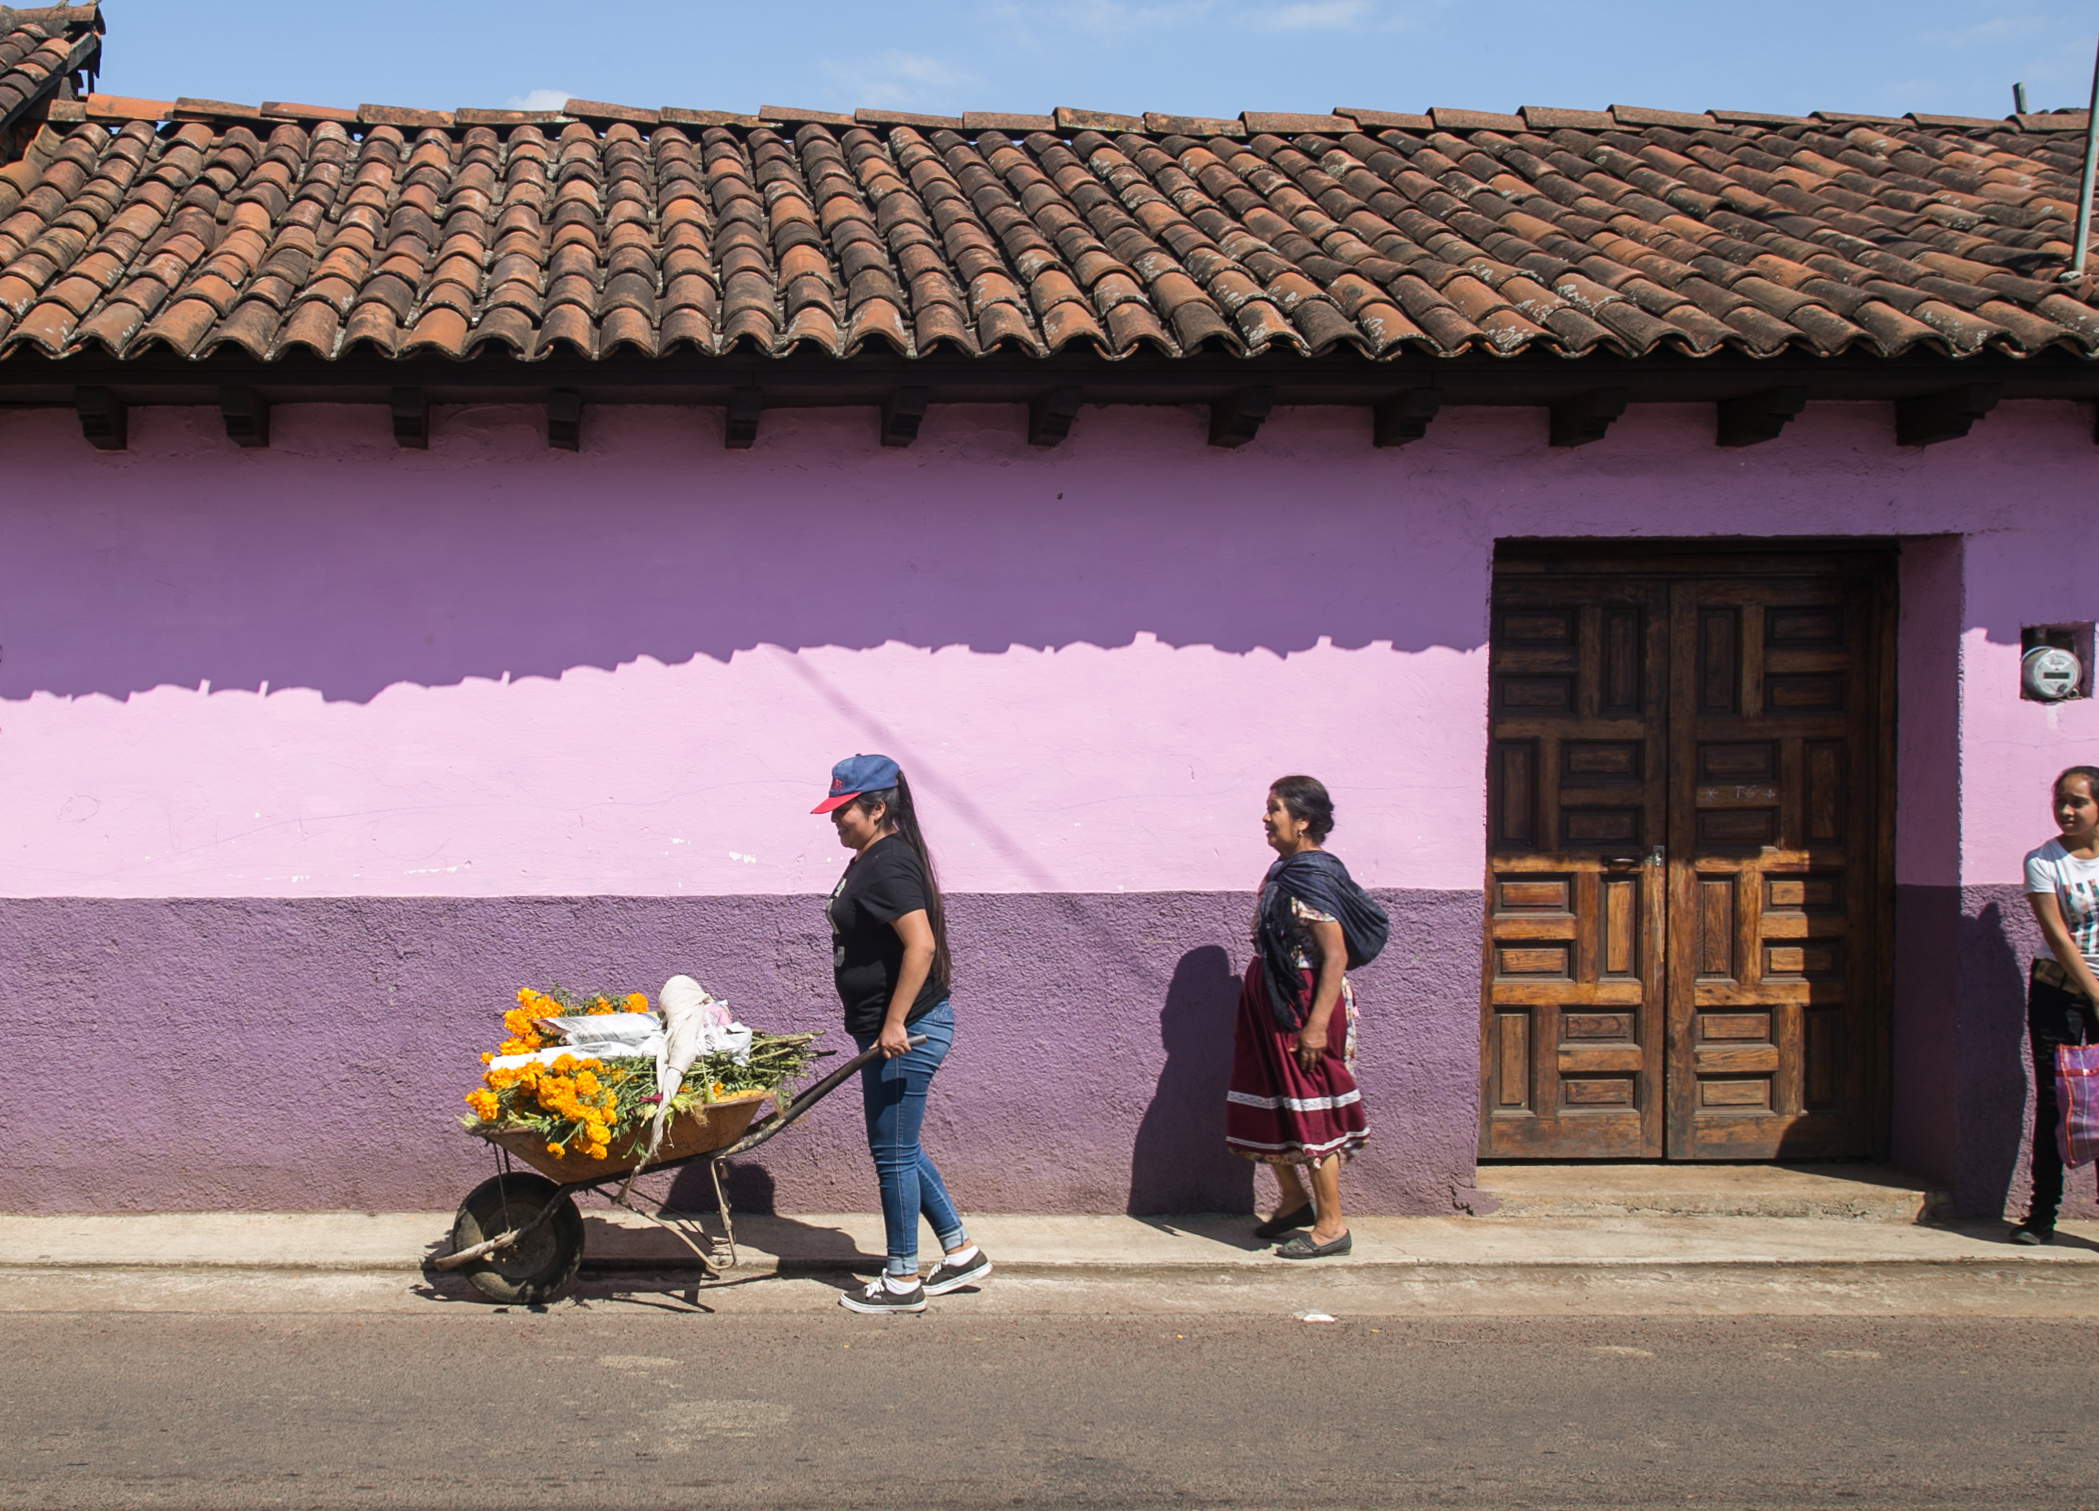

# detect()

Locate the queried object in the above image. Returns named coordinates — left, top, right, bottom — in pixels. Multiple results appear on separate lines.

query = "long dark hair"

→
left=853, top=770, right=951, bottom=991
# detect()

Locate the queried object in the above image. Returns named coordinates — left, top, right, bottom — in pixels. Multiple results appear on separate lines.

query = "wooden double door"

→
left=1481, top=546, right=1893, bottom=1160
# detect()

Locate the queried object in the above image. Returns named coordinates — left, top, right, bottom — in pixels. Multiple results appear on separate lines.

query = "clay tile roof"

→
left=357, top=103, right=452, bottom=129
left=1, top=20, right=2095, bottom=372
left=659, top=107, right=757, bottom=128
left=83, top=92, right=168, bottom=123
left=858, top=108, right=963, bottom=129
left=1337, top=108, right=1432, bottom=131
left=1430, top=107, right=1525, bottom=132
left=1909, top=112, right=2008, bottom=131
left=1522, top=106, right=1614, bottom=131
left=1710, top=108, right=1814, bottom=127
left=961, top=112, right=1052, bottom=133
left=1611, top=104, right=1713, bottom=128
left=2017, top=111, right=2092, bottom=134
left=1145, top=112, right=1244, bottom=139
left=1241, top=112, right=1351, bottom=135
left=452, top=106, right=564, bottom=127
left=173, top=96, right=263, bottom=122
left=1055, top=107, right=1141, bottom=132
left=564, top=98, right=655, bottom=125
left=758, top=104, right=853, bottom=127
left=0, top=2, right=98, bottom=134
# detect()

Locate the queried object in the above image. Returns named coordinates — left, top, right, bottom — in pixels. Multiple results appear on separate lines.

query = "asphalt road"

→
left=3, top=1267, right=2096, bottom=1511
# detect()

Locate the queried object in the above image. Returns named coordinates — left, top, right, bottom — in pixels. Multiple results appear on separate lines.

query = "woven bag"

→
left=2055, top=1041, right=2099, bottom=1169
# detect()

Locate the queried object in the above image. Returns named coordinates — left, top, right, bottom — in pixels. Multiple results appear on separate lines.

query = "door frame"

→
left=1478, top=538, right=1899, bottom=1161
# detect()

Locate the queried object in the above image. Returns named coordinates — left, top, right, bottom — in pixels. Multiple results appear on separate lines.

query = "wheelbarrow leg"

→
left=604, top=1186, right=721, bottom=1278
left=711, top=1158, right=738, bottom=1271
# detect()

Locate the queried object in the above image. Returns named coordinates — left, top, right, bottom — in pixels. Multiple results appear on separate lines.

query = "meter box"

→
left=2022, top=624, right=2093, bottom=702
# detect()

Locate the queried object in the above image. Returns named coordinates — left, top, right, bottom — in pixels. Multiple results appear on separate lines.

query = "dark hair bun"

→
left=1270, top=774, right=1334, bottom=842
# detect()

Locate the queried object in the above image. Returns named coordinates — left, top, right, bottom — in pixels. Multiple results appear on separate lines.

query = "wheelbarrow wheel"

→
left=450, top=1172, right=584, bottom=1304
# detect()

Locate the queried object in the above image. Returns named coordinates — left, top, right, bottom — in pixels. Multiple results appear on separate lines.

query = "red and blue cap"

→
left=811, top=753, right=901, bottom=814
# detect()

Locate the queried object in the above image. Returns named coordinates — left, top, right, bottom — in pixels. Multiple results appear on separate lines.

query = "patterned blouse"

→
left=1256, top=896, right=1360, bottom=1065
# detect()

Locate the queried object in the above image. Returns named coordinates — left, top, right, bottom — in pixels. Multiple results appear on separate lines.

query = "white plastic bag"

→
left=644, top=976, right=751, bottom=1158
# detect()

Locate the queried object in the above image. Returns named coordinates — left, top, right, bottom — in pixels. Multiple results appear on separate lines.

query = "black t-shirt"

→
left=827, top=835, right=946, bottom=1035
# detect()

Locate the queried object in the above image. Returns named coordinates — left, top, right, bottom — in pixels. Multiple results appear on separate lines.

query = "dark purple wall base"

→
left=3, top=889, right=1484, bottom=1216
left=1892, top=883, right=2093, bottom=1222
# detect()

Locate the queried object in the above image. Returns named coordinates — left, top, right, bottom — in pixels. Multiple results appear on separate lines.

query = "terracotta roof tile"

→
left=0, top=7, right=97, bottom=134
left=660, top=107, right=758, bottom=128
left=1337, top=108, right=1432, bottom=131
left=1243, top=112, right=1351, bottom=135
left=759, top=105, right=852, bottom=128
left=1430, top=108, right=1524, bottom=132
left=1056, top=107, right=1142, bottom=133
left=0, top=62, right=2093, bottom=370
left=857, top=108, right=962, bottom=129
left=564, top=98, right=655, bottom=125
left=960, top=112, right=1053, bottom=133
left=358, top=104, right=452, bottom=129
left=2015, top=112, right=2090, bottom=133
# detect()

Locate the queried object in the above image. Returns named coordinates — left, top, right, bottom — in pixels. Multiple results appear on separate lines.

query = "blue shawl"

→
left=1256, top=849, right=1391, bottom=1032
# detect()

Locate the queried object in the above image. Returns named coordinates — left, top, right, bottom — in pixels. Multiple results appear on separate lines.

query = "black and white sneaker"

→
left=839, top=1276, right=927, bottom=1314
left=923, top=1247, right=993, bottom=1295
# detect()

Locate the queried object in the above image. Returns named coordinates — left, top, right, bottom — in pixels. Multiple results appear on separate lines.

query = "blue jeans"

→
left=854, top=1001, right=966, bottom=1275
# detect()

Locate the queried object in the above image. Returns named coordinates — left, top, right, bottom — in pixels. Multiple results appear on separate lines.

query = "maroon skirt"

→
left=1225, top=958, right=1368, bottom=1165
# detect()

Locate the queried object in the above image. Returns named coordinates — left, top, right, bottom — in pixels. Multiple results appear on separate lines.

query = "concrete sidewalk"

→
left=0, top=1158, right=2029, bottom=1276
left=2, top=1207, right=2093, bottom=1275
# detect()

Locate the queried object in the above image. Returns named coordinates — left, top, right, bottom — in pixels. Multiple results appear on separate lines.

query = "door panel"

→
left=1483, top=581, right=1669, bottom=1158
left=1666, top=575, right=1882, bottom=1158
left=1483, top=550, right=1890, bottom=1161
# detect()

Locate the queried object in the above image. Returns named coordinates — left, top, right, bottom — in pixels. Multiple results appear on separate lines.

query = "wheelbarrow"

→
left=434, top=1035, right=916, bottom=1303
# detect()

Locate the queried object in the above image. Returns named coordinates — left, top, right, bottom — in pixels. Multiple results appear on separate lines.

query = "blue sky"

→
left=99, top=1, right=2098, bottom=125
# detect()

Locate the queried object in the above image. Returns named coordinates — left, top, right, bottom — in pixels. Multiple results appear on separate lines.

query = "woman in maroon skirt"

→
left=1228, top=775, right=1387, bottom=1258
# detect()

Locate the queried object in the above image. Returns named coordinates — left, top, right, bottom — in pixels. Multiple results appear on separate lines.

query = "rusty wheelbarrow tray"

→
left=436, top=1036, right=913, bottom=1304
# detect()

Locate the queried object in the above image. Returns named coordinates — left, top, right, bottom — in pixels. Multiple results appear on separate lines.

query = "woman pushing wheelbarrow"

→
left=440, top=752, right=988, bottom=1313
left=812, top=753, right=991, bottom=1314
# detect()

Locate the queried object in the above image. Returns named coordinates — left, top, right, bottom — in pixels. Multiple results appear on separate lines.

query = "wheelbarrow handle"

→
left=714, top=1033, right=927, bottom=1160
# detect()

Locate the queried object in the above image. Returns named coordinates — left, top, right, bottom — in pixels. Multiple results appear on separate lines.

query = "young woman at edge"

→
left=2014, top=764, right=2099, bottom=1244
left=1228, top=775, right=1370, bottom=1259
left=813, top=753, right=990, bottom=1311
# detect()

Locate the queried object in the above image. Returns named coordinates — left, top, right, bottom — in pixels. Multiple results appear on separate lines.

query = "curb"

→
left=4, top=1252, right=2097, bottom=1279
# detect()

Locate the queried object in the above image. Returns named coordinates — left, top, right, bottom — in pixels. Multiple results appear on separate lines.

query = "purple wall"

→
left=1, top=889, right=1483, bottom=1216
left=4, top=397, right=2098, bottom=1215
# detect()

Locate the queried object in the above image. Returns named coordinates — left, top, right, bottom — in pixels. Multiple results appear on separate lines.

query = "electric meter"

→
left=2023, top=644, right=2083, bottom=702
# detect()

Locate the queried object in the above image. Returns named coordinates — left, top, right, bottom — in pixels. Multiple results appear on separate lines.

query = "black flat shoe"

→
left=2011, top=1221, right=2057, bottom=1246
left=1275, top=1230, right=1351, bottom=1260
left=1253, top=1203, right=1316, bottom=1241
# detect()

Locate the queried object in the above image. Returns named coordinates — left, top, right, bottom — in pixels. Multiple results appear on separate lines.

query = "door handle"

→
left=1604, top=846, right=1666, bottom=870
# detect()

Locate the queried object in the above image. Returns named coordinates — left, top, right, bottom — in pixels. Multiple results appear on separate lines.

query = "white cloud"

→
left=505, top=88, right=572, bottom=112
left=1255, top=0, right=1371, bottom=29
left=818, top=49, right=976, bottom=111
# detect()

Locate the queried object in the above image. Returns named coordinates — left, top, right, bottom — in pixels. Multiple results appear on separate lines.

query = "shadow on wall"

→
left=1126, top=945, right=1256, bottom=1216
left=1965, top=899, right=2049, bottom=1222
left=671, top=1154, right=777, bottom=1215
left=0, top=405, right=1485, bottom=706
